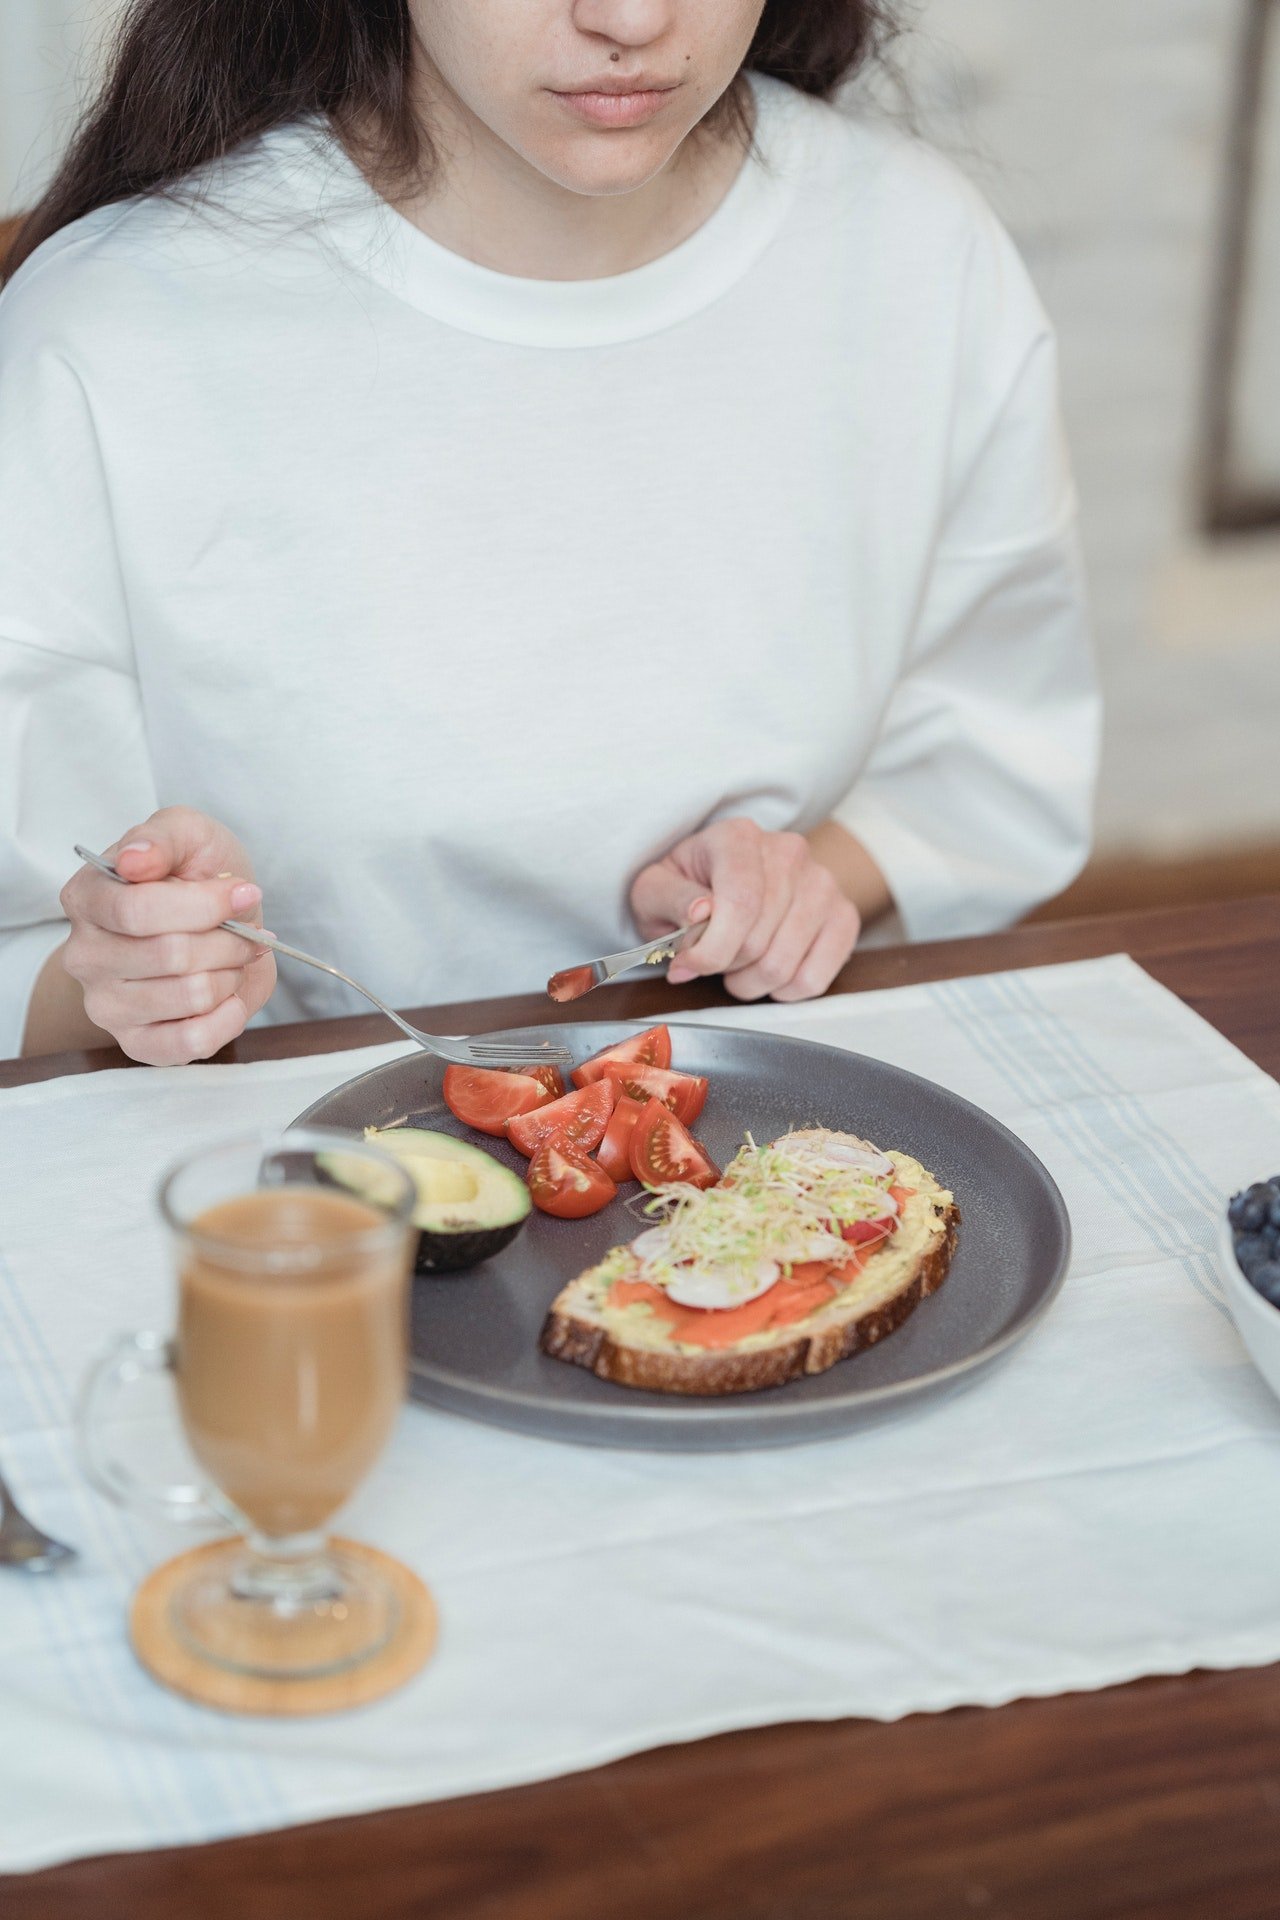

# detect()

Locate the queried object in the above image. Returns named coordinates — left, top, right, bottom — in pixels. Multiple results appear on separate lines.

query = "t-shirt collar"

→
left=267, top=73, right=806, bottom=348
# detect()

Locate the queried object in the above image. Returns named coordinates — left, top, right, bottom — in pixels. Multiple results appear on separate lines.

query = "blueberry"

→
left=1268, top=1194, right=1280, bottom=1231
left=1235, top=1234, right=1270, bottom=1277
left=1234, top=1195, right=1269, bottom=1234
left=1251, top=1262, right=1280, bottom=1305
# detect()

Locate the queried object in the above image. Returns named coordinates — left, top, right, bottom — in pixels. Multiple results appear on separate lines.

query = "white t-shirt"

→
left=0, top=76, right=1098, bottom=1054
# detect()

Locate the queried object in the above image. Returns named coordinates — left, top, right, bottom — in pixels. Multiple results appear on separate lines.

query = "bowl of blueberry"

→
left=1223, top=1177, right=1280, bottom=1386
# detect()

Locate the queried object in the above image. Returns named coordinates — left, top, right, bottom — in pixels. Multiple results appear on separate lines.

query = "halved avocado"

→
left=322, top=1128, right=530, bottom=1274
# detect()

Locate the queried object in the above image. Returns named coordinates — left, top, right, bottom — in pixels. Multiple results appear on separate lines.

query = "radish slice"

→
left=632, top=1226, right=674, bottom=1267
left=777, top=1132, right=895, bottom=1179
left=826, top=1143, right=894, bottom=1177
left=632, top=1228, right=780, bottom=1309
left=665, top=1259, right=780, bottom=1311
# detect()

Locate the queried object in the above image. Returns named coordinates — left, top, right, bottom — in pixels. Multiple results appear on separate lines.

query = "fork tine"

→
left=476, top=1049, right=576, bottom=1065
left=466, top=1041, right=576, bottom=1064
left=466, top=1039, right=567, bottom=1051
left=405, top=1041, right=578, bottom=1069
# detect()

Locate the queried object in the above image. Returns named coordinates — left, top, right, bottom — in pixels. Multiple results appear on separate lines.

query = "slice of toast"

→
left=540, top=1149, right=959, bottom=1397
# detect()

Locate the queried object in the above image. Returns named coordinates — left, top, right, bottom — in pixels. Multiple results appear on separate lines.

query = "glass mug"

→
left=78, top=1127, right=416, bottom=1682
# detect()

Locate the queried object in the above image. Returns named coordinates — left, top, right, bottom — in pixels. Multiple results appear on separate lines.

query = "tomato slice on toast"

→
left=506, top=1080, right=616, bottom=1157
left=608, top=1265, right=837, bottom=1347
left=842, top=1216, right=896, bottom=1246
left=629, top=1098, right=720, bottom=1190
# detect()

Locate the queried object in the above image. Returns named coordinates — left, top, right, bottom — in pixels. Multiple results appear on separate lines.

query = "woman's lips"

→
left=550, top=86, right=679, bottom=130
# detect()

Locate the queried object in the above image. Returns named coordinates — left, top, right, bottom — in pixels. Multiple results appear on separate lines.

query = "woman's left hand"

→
left=629, top=817, right=862, bottom=1003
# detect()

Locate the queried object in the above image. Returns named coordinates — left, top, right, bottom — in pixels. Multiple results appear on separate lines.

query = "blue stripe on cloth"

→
left=989, top=970, right=1230, bottom=1312
left=0, top=1241, right=290, bottom=1843
left=927, top=972, right=1229, bottom=1318
left=997, top=970, right=1236, bottom=1226
left=0, top=1250, right=186, bottom=1836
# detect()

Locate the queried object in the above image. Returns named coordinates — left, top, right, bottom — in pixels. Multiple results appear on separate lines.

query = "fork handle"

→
left=73, top=847, right=431, bottom=1054
left=220, top=922, right=428, bottom=1050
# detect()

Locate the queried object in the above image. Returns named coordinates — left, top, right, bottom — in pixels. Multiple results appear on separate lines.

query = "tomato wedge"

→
left=629, top=1098, right=719, bottom=1190
left=571, top=1024, right=673, bottom=1088
left=598, top=1062, right=708, bottom=1127
left=595, top=1094, right=646, bottom=1184
left=526, top=1136, right=617, bottom=1219
left=514, top=1063, right=567, bottom=1099
left=442, top=1064, right=555, bottom=1137
left=506, top=1079, right=616, bottom=1157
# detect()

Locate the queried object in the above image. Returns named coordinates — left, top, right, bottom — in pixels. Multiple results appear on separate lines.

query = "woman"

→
left=0, top=0, right=1098, bottom=1065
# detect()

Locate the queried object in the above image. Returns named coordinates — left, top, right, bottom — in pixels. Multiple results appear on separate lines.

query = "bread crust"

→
left=540, top=1199, right=960, bottom=1397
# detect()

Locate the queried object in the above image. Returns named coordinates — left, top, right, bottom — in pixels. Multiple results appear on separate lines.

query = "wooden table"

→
left=7, top=896, right=1280, bottom=1920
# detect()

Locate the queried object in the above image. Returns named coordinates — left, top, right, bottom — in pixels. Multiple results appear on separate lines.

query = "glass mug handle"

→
left=77, top=1330, right=226, bottom=1525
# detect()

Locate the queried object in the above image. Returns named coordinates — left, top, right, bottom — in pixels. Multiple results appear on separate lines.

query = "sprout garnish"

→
left=624, top=1134, right=896, bottom=1285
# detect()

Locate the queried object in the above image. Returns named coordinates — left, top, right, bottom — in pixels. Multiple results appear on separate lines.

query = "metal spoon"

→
left=0, top=1465, right=77, bottom=1572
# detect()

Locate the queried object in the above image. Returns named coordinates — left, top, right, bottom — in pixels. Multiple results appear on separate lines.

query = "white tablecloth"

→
left=3, top=953, right=1280, bottom=1873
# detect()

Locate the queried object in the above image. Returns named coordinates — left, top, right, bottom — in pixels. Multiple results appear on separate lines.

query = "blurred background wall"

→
left=901, top=0, right=1280, bottom=912
left=0, top=0, right=115, bottom=211
left=3, top=0, right=1279, bottom=914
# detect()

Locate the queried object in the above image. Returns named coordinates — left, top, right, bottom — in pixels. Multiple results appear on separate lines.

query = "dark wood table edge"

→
left=5, top=892, right=1280, bottom=1089
left=8, top=893, right=1280, bottom=1918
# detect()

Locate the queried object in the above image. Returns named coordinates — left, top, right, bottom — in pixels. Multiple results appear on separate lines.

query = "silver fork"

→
left=72, top=845, right=573, bottom=1069
left=0, top=1465, right=77, bottom=1573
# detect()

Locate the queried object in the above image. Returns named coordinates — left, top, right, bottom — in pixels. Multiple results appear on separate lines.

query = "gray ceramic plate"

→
left=294, top=1021, right=1070, bottom=1451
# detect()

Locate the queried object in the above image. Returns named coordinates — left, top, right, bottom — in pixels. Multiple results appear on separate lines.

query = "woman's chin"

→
left=523, top=125, right=690, bottom=200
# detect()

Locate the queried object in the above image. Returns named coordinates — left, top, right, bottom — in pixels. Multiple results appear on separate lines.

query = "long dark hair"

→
left=5, top=2, right=897, bottom=281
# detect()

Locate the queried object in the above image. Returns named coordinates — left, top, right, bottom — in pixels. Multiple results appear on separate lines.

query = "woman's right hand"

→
left=60, top=807, right=277, bottom=1064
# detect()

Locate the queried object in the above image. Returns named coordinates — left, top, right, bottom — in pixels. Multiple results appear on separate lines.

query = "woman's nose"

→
left=571, top=0, right=679, bottom=53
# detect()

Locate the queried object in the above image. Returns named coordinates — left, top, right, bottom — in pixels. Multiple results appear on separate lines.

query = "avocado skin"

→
left=414, top=1217, right=525, bottom=1275
left=354, top=1126, right=530, bottom=1277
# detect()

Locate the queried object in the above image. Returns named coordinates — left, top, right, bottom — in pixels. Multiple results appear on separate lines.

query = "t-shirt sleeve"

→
left=832, top=207, right=1100, bottom=940
left=0, top=263, right=157, bottom=1056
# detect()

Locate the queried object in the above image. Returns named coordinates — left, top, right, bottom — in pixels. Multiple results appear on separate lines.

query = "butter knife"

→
left=547, top=924, right=702, bottom=1003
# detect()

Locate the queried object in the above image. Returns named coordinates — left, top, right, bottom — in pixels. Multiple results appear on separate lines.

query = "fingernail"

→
left=119, top=840, right=152, bottom=855
left=689, top=898, right=713, bottom=923
left=229, top=882, right=262, bottom=910
left=667, top=963, right=693, bottom=984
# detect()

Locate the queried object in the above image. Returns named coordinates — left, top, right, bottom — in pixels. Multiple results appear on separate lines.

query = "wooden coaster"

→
left=130, top=1536, right=438, bottom=1716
